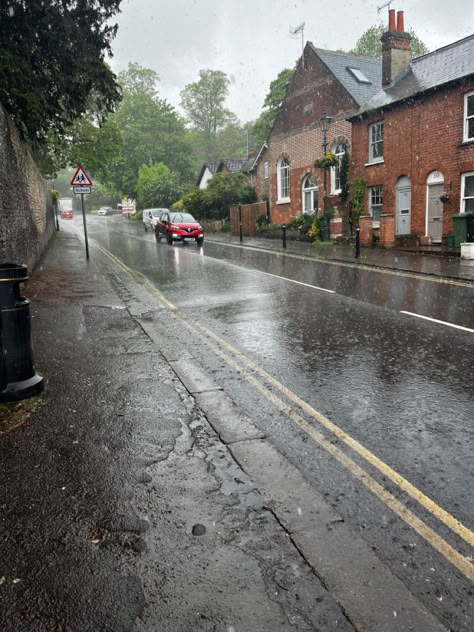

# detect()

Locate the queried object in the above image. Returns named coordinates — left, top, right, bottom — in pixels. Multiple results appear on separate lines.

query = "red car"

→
left=60, top=210, right=73, bottom=219
left=154, top=211, right=204, bottom=245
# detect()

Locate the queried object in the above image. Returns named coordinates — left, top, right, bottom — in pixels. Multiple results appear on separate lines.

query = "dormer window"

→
left=464, top=92, right=474, bottom=142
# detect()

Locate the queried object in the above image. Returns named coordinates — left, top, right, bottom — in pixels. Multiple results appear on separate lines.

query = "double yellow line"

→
left=97, top=243, right=474, bottom=583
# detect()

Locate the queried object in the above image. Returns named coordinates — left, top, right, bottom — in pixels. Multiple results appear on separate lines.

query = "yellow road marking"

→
left=95, top=242, right=474, bottom=582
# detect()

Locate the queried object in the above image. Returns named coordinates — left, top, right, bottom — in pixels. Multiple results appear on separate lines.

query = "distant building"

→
left=197, top=157, right=255, bottom=189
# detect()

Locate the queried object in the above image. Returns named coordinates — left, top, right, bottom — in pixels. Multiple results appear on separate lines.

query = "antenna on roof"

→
left=289, top=21, right=305, bottom=65
left=377, top=0, right=394, bottom=14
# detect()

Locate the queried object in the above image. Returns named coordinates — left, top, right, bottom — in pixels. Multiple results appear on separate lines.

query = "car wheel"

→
left=196, top=236, right=204, bottom=246
left=167, top=232, right=173, bottom=245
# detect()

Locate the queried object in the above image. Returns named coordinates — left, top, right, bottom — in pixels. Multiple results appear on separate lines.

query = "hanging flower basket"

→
left=439, top=191, right=450, bottom=204
left=314, top=151, right=338, bottom=170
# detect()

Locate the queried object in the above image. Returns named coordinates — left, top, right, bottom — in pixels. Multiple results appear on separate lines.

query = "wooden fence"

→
left=230, top=202, right=267, bottom=237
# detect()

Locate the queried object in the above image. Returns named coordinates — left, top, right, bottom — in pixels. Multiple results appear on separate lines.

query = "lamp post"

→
left=319, top=112, right=332, bottom=241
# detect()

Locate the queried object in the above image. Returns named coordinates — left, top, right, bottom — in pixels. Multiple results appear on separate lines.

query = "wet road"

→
left=82, top=216, right=473, bottom=629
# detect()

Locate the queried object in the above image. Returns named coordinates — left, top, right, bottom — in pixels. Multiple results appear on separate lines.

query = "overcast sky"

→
left=111, top=0, right=473, bottom=123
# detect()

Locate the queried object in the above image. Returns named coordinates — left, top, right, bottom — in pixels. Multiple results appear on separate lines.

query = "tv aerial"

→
left=289, top=21, right=305, bottom=62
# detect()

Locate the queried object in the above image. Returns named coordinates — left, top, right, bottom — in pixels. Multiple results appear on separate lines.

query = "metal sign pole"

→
left=81, top=193, right=90, bottom=260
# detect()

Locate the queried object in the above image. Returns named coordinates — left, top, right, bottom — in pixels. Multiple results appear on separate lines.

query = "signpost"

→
left=71, top=166, right=93, bottom=260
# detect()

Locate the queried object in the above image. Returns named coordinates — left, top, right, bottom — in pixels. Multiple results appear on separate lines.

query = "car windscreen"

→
left=151, top=211, right=162, bottom=218
left=170, top=213, right=196, bottom=223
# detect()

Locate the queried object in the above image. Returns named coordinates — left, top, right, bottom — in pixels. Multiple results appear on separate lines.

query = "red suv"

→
left=154, top=211, right=204, bottom=245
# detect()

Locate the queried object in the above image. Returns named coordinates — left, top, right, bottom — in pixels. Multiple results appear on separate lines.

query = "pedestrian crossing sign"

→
left=70, top=165, right=93, bottom=187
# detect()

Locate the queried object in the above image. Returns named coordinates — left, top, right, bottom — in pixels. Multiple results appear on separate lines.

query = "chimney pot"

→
left=397, top=11, right=405, bottom=32
left=388, top=9, right=396, bottom=30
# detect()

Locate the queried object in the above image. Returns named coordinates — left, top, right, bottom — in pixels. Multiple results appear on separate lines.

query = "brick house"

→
left=259, top=42, right=382, bottom=225
left=349, top=10, right=474, bottom=246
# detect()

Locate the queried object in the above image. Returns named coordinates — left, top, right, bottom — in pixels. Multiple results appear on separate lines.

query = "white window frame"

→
left=264, top=161, right=269, bottom=179
left=369, top=121, right=384, bottom=163
left=369, top=185, right=383, bottom=227
left=302, top=175, right=318, bottom=214
left=461, top=172, right=474, bottom=213
left=277, top=157, right=290, bottom=203
left=330, top=143, right=346, bottom=194
left=464, top=92, right=474, bottom=142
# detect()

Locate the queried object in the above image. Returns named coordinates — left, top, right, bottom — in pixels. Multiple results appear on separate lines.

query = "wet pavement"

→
left=1, top=218, right=473, bottom=631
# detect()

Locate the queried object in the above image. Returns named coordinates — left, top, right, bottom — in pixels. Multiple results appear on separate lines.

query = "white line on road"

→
left=400, top=311, right=474, bottom=333
left=258, top=270, right=335, bottom=293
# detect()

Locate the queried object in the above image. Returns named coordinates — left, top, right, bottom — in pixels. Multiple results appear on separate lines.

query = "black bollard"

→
left=282, top=224, right=287, bottom=249
left=0, top=264, right=44, bottom=402
left=355, top=226, right=361, bottom=259
left=238, top=204, right=243, bottom=243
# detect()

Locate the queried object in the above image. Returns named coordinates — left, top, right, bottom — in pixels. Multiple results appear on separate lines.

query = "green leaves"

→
left=349, top=24, right=429, bottom=59
left=136, top=163, right=183, bottom=208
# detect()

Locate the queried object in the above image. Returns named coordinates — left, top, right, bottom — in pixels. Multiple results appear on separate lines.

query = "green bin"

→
left=447, top=234, right=455, bottom=249
left=452, top=214, right=467, bottom=247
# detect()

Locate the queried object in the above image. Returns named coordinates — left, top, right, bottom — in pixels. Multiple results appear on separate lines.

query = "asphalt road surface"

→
left=75, top=216, right=473, bottom=630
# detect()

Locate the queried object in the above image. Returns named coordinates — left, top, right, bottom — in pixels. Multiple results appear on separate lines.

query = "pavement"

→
left=205, top=232, right=474, bottom=283
left=0, top=227, right=465, bottom=631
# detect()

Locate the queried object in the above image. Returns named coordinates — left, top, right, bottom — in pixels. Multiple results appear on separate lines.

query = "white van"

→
left=143, top=208, right=169, bottom=231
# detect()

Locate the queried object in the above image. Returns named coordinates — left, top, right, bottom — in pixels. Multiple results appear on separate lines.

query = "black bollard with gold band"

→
left=0, top=263, right=44, bottom=402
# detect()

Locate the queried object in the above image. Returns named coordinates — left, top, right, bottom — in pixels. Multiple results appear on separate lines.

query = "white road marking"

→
left=258, top=270, right=335, bottom=293
left=400, top=311, right=474, bottom=333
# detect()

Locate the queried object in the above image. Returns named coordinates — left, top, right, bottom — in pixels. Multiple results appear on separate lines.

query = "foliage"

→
left=349, top=24, right=428, bottom=58
left=339, top=151, right=350, bottom=205
left=49, top=189, right=60, bottom=206
left=252, top=67, right=295, bottom=146
left=314, top=151, right=338, bottom=170
left=180, top=70, right=237, bottom=162
left=0, top=1, right=121, bottom=145
left=256, top=214, right=269, bottom=226
left=352, top=177, right=366, bottom=220
left=136, top=163, right=183, bottom=209
left=288, top=213, right=321, bottom=241
left=131, top=210, right=143, bottom=221
left=255, top=223, right=281, bottom=235
left=204, top=172, right=256, bottom=219
left=180, top=189, right=212, bottom=219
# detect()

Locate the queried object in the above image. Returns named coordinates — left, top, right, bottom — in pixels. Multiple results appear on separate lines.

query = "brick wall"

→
left=350, top=79, right=474, bottom=238
left=264, top=45, right=355, bottom=225
left=0, top=103, right=54, bottom=271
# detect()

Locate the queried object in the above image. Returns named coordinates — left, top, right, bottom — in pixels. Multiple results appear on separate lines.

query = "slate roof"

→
left=354, top=34, right=474, bottom=116
left=308, top=44, right=383, bottom=106
left=220, top=159, right=249, bottom=173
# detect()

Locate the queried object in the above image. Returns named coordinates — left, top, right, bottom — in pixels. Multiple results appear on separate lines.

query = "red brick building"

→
left=256, top=42, right=382, bottom=225
left=349, top=10, right=474, bottom=246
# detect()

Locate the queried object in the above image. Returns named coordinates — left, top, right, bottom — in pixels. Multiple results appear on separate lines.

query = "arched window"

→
left=330, top=143, right=346, bottom=194
left=302, top=175, right=318, bottom=214
left=277, top=157, right=290, bottom=202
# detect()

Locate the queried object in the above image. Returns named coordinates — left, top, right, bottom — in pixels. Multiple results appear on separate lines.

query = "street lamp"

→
left=319, top=112, right=332, bottom=240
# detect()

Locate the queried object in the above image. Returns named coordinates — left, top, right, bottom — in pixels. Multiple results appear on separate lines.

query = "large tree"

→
left=252, top=67, right=295, bottom=147
left=0, top=1, right=122, bottom=144
left=350, top=24, right=428, bottom=59
left=136, top=163, right=183, bottom=208
left=108, top=63, right=194, bottom=196
left=180, top=70, right=237, bottom=161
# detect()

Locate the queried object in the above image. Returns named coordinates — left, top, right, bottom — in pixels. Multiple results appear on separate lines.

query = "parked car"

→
left=154, top=211, right=204, bottom=245
left=143, top=207, right=169, bottom=231
left=60, top=209, right=73, bottom=219
left=97, top=206, right=113, bottom=216
left=59, top=197, right=73, bottom=219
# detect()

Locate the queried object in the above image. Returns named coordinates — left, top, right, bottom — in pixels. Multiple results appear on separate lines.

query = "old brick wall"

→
left=265, top=45, right=355, bottom=225
left=0, top=103, right=54, bottom=271
left=350, top=79, right=474, bottom=238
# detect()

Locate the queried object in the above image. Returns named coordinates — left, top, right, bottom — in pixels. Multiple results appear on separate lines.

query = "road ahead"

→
left=82, top=215, right=473, bottom=630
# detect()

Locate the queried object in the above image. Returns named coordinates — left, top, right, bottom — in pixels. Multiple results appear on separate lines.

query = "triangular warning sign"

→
left=70, top=165, right=93, bottom=187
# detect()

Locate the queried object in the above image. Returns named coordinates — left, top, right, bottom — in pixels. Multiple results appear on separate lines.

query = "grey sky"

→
left=111, top=0, right=473, bottom=123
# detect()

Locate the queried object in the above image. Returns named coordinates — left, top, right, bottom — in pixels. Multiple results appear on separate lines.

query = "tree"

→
left=0, top=1, right=122, bottom=144
left=180, top=70, right=237, bottom=161
left=205, top=172, right=256, bottom=219
left=107, top=63, right=194, bottom=197
left=252, top=67, right=295, bottom=146
left=136, top=163, right=183, bottom=209
left=350, top=24, right=428, bottom=58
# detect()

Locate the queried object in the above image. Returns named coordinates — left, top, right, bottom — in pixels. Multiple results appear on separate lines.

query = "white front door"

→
left=396, top=178, right=411, bottom=235
left=427, top=184, right=444, bottom=243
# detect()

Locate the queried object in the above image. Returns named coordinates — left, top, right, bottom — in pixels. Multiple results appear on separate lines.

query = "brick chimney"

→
left=381, top=9, right=411, bottom=87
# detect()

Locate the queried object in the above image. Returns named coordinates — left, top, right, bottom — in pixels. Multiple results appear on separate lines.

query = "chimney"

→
left=381, top=9, right=411, bottom=87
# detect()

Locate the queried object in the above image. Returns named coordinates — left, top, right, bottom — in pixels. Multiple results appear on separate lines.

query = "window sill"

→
left=365, top=159, right=384, bottom=167
left=276, top=198, right=290, bottom=205
left=330, top=190, right=342, bottom=196
left=459, top=139, right=474, bottom=147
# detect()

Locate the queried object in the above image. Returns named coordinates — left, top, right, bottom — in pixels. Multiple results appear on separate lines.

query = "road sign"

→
left=70, top=165, right=93, bottom=187
left=73, top=186, right=91, bottom=194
